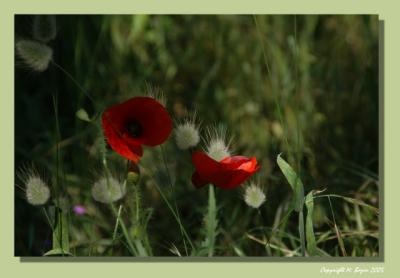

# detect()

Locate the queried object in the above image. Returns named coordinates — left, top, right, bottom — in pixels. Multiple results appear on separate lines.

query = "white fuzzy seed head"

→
left=205, top=126, right=231, bottom=161
left=175, top=121, right=200, bottom=150
left=145, top=83, right=167, bottom=107
left=16, top=40, right=53, bottom=72
left=244, top=183, right=266, bottom=209
left=26, top=176, right=50, bottom=206
left=33, top=15, right=57, bottom=43
left=91, top=176, right=126, bottom=204
left=207, top=139, right=230, bottom=161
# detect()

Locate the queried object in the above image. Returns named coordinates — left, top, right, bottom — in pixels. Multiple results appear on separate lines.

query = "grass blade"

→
left=298, top=210, right=306, bottom=256
left=134, top=239, right=148, bottom=257
left=43, top=206, right=72, bottom=256
left=112, top=205, right=123, bottom=241
left=328, top=196, right=347, bottom=256
left=305, top=191, right=318, bottom=256
left=315, top=194, right=379, bottom=214
left=277, top=154, right=304, bottom=212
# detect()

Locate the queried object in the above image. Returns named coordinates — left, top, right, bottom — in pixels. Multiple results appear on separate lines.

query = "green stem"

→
left=257, top=209, right=272, bottom=256
left=298, top=209, right=306, bottom=256
left=134, top=186, right=140, bottom=223
left=101, top=152, right=139, bottom=256
left=51, top=60, right=97, bottom=108
left=53, top=207, right=69, bottom=252
left=160, top=145, right=189, bottom=255
left=109, top=202, right=138, bottom=256
left=112, top=205, right=123, bottom=241
left=206, top=185, right=217, bottom=257
left=152, top=181, right=195, bottom=252
left=42, top=207, right=54, bottom=231
left=44, top=95, right=71, bottom=257
left=253, top=15, right=291, bottom=153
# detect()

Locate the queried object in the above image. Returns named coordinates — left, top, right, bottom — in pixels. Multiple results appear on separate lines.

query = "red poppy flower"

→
left=102, top=97, right=172, bottom=162
left=191, top=151, right=260, bottom=189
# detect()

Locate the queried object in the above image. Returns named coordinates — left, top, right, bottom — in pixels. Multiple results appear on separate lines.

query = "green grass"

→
left=15, top=14, right=379, bottom=257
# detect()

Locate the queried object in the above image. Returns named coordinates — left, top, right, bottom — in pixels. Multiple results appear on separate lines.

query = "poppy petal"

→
left=102, top=112, right=143, bottom=162
left=218, top=168, right=255, bottom=189
left=191, top=151, right=260, bottom=190
left=109, top=97, right=172, bottom=146
left=192, top=171, right=208, bottom=188
left=192, top=151, right=222, bottom=180
left=101, top=96, right=172, bottom=161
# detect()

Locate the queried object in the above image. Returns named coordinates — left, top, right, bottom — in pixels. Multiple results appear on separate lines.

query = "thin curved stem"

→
left=160, top=145, right=190, bottom=255
left=51, top=60, right=97, bottom=108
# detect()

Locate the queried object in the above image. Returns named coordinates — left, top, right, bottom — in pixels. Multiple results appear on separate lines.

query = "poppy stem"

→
left=205, top=185, right=218, bottom=257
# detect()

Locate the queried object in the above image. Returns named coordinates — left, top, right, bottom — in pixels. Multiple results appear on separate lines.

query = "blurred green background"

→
left=15, top=15, right=379, bottom=256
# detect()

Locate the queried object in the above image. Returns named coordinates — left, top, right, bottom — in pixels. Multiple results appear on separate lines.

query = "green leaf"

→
left=43, top=248, right=73, bottom=257
left=134, top=239, right=148, bottom=257
left=299, top=210, right=306, bottom=256
left=305, top=191, right=318, bottom=256
left=277, top=154, right=304, bottom=212
left=232, top=245, right=246, bottom=257
left=44, top=206, right=71, bottom=257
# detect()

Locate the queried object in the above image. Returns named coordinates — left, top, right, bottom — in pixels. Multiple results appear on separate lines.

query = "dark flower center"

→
left=126, top=121, right=143, bottom=138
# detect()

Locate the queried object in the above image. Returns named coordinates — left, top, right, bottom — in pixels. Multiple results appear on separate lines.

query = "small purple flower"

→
left=73, top=205, right=87, bottom=215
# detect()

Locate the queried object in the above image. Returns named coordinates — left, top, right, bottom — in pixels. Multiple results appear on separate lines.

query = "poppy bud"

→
left=127, top=162, right=140, bottom=186
left=76, top=108, right=91, bottom=122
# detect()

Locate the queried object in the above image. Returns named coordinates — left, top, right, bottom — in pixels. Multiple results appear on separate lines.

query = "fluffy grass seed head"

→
left=175, top=113, right=201, bottom=150
left=91, top=176, right=126, bottom=204
left=244, top=101, right=260, bottom=116
left=205, top=126, right=231, bottom=161
left=16, top=39, right=53, bottom=72
left=17, top=165, right=51, bottom=206
left=33, top=15, right=57, bottom=43
left=244, top=182, right=266, bottom=209
left=25, top=176, right=51, bottom=206
left=145, top=82, right=167, bottom=107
